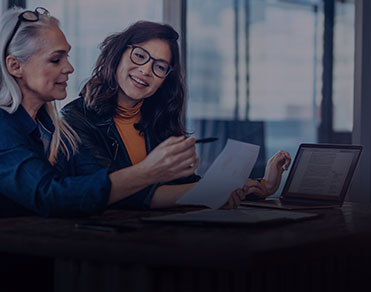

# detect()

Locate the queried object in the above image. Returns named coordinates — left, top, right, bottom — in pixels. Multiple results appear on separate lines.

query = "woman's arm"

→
left=62, top=99, right=201, bottom=209
left=150, top=179, right=268, bottom=210
left=150, top=183, right=197, bottom=209
left=0, top=145, right=111, bottom=217
left=108, top=136, right=199, bottom=205
left=0, top=136, right=199, bottom=216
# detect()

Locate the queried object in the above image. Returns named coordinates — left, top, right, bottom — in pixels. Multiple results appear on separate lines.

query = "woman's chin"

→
left=118, top=94, right=145, bottom=107
left=52, top=93, right=67, bottom=101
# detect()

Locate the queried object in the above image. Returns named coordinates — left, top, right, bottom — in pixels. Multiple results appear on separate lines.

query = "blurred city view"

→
left=187, top=0, right=353, bottom=128
left=186, top=0, right=354, bottom=194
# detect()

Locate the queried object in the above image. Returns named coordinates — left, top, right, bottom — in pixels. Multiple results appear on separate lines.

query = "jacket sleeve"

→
left=165, top=174, right=202, bottom=185
left=0, top=143, right=111, bottom=217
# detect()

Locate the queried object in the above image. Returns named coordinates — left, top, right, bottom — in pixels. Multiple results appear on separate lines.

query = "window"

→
left=186, top=0, right=355, bottom=195
left=333, top=1, right=354, bottom=132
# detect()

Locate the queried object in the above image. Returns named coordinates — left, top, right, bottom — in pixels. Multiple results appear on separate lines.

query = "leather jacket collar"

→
left=80, top=98, right=154, bottom=165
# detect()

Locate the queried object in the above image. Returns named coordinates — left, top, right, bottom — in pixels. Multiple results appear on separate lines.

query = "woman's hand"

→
left=263, top=150, right=291, bottom=195
left=222, top=180, right=266, bottom=209
left=138, top=136, right=200, bottom=185
left=108, top=137, right=198, bottom=205
left=222, top=189, right=244, bottom=209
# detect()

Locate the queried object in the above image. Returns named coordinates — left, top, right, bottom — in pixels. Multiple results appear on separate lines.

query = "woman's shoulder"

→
left=0, top=108, right=29, bottom=149
left=61, top=97, right=106, bottom=142
left=61, top=96, right=85, bottom=116
left=61, top=96, right=94, bottom=129
left=61, top=96, right=106, bottom=125
left=0, top=108, right=11, bottom=122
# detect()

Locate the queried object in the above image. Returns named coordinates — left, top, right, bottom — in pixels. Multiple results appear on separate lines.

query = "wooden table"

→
left=1, top=202, right=371, bottom=292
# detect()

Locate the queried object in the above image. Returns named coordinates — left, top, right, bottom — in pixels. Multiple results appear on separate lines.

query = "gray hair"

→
left=0, top=7, right=59, bottom=112
left=0, top=7, right=79, bottom=164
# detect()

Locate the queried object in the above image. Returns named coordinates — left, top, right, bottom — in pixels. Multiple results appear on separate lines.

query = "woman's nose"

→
left=138, top=60, right=152, bottom=76
left=63, top=59, right=74, bottom=74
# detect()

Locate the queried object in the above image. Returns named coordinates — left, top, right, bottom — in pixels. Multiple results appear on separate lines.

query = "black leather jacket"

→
left=61, top=97, right=200, bottom=210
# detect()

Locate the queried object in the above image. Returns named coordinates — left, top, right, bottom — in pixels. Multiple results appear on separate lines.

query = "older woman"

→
left=61, top=20, right=291, bottom=210
left=0, top=7, right=201, bottom=217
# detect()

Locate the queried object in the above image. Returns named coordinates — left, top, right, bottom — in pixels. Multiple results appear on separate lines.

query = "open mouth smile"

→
left=129, top=74, right=149, bottom=87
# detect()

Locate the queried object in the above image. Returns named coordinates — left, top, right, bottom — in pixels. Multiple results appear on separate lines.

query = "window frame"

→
left=350, top=0, right=371, bottom=203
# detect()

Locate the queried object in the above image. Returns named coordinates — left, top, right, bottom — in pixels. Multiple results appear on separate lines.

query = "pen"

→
left=195, top=137, right=218, bottom=144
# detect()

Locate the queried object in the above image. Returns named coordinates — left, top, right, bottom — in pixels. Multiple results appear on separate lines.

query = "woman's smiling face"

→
left=115, top=38, right=171, bottom=107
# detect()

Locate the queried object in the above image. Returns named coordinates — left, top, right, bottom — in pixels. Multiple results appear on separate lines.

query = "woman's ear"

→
left=5, top=55, right=23, bottom=78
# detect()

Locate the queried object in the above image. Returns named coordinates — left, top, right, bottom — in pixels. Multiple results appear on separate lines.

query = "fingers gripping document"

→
left=177, top=139, right=260, bottom=209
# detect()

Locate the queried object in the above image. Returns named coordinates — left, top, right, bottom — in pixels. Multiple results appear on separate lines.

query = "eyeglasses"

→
left=4, top=7, right=49, bottom=57
left=128, top=45, right=172, bottom=78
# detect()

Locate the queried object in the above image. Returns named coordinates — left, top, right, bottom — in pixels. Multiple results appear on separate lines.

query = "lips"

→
left=129, top=74, right=149, bottom=87
left=55, top=80, right=68, bottom=86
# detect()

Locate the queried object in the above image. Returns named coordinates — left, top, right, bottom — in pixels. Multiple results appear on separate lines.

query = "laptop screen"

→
left=281, top=144, right=362, bottom=202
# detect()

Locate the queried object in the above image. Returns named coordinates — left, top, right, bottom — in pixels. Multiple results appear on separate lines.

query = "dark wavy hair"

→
left=80, top=20, right=186, bottom=145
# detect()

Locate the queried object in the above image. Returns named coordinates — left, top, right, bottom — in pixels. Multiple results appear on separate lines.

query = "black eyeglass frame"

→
left=128, top=45, right=173, bottom=78
left=4, top=7, right=49, bottom=58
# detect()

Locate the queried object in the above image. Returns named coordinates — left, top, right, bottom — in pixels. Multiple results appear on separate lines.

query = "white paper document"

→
left=176, top=139, right=260, bottom=209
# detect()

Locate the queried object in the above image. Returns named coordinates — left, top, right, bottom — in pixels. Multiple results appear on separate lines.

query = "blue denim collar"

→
left=35, top=105, right=55, bottom=134
left=12, top=104, right=55, bottom=135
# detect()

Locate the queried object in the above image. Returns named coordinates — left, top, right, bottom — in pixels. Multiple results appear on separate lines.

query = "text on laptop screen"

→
left=287, top=147, right=359, bottom=197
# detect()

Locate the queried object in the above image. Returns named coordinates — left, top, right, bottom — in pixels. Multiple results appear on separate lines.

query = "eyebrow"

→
left=49, top=49, right=69, bottom=57
left=50, top=44, right=71, bottom=56
left=156, top=58, right=171, bottom=64
left=135, top=45, right=170, bottom=63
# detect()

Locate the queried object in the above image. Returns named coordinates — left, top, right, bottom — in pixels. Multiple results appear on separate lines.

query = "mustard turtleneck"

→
left=113, top=100, right=146, bottom=165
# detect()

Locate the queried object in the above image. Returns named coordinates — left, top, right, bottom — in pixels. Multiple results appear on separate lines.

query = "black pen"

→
left=195, top=137, right=218, bottom=144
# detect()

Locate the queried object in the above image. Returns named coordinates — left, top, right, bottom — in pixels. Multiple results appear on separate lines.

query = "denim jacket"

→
left=0, top=105, right=111, bottom=217
left=61, top=97, right=200, bottom=210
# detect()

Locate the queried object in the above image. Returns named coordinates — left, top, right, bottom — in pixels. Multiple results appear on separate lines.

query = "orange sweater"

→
left=113, top=101, right=146, bottom=165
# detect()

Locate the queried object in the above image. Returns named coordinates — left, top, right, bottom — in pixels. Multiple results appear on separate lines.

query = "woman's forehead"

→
left=33, top=26, right=70, bottom=56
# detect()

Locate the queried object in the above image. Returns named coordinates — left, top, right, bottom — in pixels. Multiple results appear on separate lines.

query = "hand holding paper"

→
left=176, top=139, right=260, bottom=209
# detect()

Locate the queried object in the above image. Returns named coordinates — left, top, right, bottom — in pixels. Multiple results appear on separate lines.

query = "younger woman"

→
left=62, top=21, right=291, bottom=210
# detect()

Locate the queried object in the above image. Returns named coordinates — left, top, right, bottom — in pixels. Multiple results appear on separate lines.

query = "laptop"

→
left=241, top=143, right=363, bottom=210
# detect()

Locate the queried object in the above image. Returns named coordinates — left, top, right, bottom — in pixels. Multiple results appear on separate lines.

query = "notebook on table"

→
left=141, top=207, right=319, bottom=226
left=242, top=143, right=363, bottom=210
